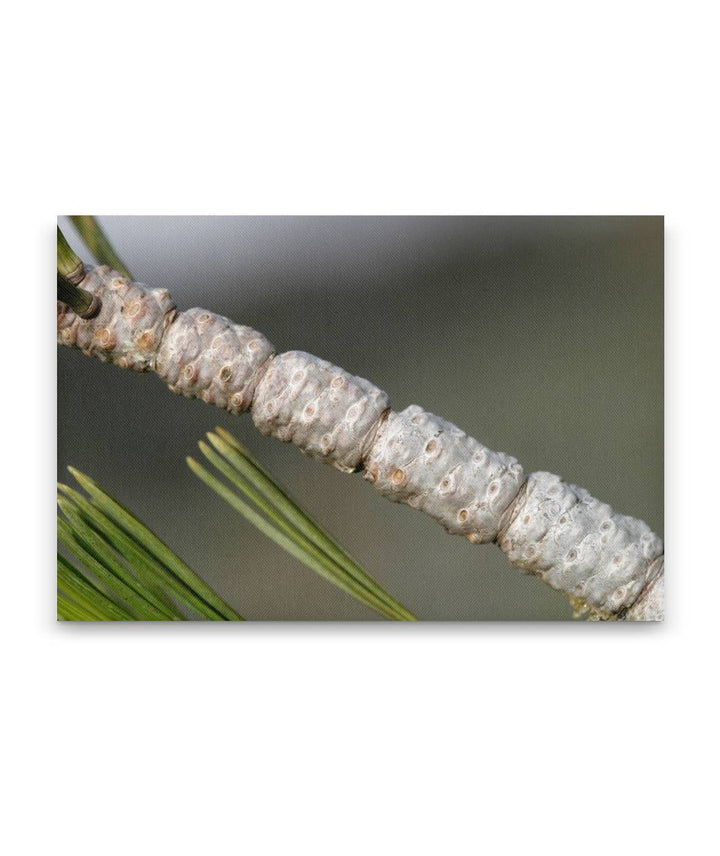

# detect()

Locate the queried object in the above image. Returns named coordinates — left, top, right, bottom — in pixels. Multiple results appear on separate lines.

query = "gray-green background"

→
left=57, top=216, right=663, bottom=620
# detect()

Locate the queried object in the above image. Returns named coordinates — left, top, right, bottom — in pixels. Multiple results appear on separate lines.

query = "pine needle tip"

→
left=67, top=465, right=93, bottom=487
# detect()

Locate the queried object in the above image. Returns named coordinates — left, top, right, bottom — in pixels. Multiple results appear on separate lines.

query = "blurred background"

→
left=57, top=216, right=663, bottom=620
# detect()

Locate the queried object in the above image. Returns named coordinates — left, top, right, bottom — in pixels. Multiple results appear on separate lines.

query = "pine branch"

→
left=57, top=264, right=664, bottom=621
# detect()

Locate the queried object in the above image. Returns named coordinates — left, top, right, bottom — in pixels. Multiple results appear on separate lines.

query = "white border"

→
left=3, top=3, right=715, bottom=854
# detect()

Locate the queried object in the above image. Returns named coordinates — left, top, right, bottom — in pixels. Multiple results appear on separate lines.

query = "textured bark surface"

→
left=251, top=351, right=390, bottom=473
left=364, top=406, right=524, bottom=544
left=57, top=267, right=176, bottom=372
left=156, top=307, right=275, bottom=414
left=497, top=472, right=664, bottom=615
left=58, top=265, right=664, bottom=620
left=624, top=560, right=664, bottom=621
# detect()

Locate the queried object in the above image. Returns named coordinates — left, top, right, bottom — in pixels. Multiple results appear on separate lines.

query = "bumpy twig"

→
left=57, top=266, right=664, bottom=620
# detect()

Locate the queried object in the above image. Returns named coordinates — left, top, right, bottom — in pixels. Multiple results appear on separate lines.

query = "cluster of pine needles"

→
left=188, top=427, right=415, bottom=621
left=57, top=468, right=242, bottom=620
left=57, top=429, right=415, bottom=621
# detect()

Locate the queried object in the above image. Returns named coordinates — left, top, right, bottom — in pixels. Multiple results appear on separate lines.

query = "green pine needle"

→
left=57, top=470, right=244, bottom=621
left=57, top=509, right=170, bottom=620
left=211, top=428, right=416, bottom=620
left=57, top=226, right=84, bottom=282
left=57, top=592, right=100, bottom=621
left=187, top=429, right=416, bottom=621
left=59, top=483, right=215, bottom=620
left=57, top=553, right=134, bottom=620
left=67, top=467, right=242, bottom=621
